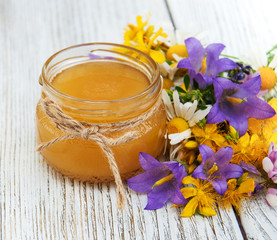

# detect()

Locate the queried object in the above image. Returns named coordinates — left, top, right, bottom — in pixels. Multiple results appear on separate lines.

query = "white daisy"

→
left=242, top=45, right=277, bottom=98
left=162, top=90, right=212, bottom=145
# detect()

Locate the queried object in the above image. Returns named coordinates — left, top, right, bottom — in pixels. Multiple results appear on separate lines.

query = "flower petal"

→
left=127, top=166, right=168, bottom=192
left=198, top=204, right=217, bottom=216
left=214, top=146, right=233, bottom=167
left=222, top=163, right=243, bottom=179
left=168, top=129, right=191, bottom=145
left=139, top=152, right=162, bottom=170
left=182, top=176, right=200, bottom=187
left=199, top=144, right=215, bottom=163
left=181, top=187, right=197, bottom=199
left=170, top=188, right=188, bottom=205
left=216, top=58, right=237, bottom=74
left=192, top=165, right=207, bottom=180
left=177, top=57, right=192, bottom=69
left=144, top=180, right=176, bottom=210
left=185, top=100, right=198, bottom=121
left=165, top=161, right=187, bottom=184
left=212, top=178, right=227, bottom=195
left=188, top=105, right=212, bottom=127
left=240, top=161, right=260, bottom=175
left=150, top=50, right=166, bottom=63
left=173, top=91, right=182, bottom=117
left=207, top=102, right=225, bottom=124
left=180, top=197, right=199, bottom=217
left=181, top=101, right=193, bottom=119
left=184, top=37, right=206, bottom=72
left=205, top=43, right=225, bottom=76
left=238, top=178, right=255, bottom=194
left=162, top=89, right=175, bottom=120
left=266, top=188, right=277, bottom=208
left=263, top=157, right=274, bottom=173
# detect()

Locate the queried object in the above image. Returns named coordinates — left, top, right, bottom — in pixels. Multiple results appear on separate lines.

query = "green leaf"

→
left=166, top=59, right=173, bottom=65
left=183, top=74, right=190, bottom=90
left=175, top=86, right=186, bottom=93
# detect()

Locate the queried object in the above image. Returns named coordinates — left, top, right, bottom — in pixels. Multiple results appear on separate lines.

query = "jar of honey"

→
left=36, top=43, right=166, bottom=182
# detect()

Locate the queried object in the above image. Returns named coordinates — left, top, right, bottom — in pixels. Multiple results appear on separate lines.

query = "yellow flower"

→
left=220, top=174, right=255, bottom=211
left=192, top=124, right=226, bottom=151
left=163, top=77, right=174, bottom=90
left=174, top=176, right=217, bottom=217
left=124, top=15, right=167, bottom=63
left=230, top=132, right=265, bottom=167
left=259, top=66, right=277, bottom=90
left=247, top=97, right=277, bottom=166
left=166, top=44, right=188, bottom=60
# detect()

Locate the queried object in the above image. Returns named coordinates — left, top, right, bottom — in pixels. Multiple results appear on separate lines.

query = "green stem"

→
left=266, top=44, right=277, bottom=55
left=220, top=54, right=240, bottom=60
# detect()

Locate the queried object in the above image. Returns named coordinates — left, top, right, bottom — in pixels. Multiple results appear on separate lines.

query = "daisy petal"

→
left=269, top=54, right=277, bottom=69
left=162, top=90, right=175, bottom=120
left=168, top=129, right=191, bottom=145
left=185, top=100, right=198, bottom=121
left=181, top=102, right=193, bottom=119
left=188, top=105, right=212, bottom=126
left=173, top=91, right=182, bottom=117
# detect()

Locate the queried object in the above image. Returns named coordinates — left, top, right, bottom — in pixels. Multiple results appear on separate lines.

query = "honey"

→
left=52, top=61, right=149, bottom=101
left=36, top=43, right=166, bottom=182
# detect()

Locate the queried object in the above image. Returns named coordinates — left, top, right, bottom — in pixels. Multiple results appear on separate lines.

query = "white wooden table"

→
left=1, top=0, right=277, bottom=239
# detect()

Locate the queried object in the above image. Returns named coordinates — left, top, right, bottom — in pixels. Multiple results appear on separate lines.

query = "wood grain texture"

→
left=0, top=0, right=276, bottom=239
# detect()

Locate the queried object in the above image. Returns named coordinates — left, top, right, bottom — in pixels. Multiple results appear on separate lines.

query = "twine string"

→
left=37, top=97, right=160, bottom=209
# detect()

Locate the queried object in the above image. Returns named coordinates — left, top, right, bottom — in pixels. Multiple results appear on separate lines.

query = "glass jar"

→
left=36, top=43, right=166, bottom=182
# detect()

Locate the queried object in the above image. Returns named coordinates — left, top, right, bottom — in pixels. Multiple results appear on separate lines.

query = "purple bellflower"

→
left=192, top=145, right=243, bottom=195
left=177, top=37, right=236, bottom=89
left=127, top=152, right=187, bottom=210
left=207, top=75, right=276, bottom=137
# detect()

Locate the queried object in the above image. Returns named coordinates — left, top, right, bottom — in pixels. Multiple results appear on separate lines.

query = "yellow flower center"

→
left=152, top=173, right=174, bottom=188
left=163, top=77, right=174, bottom=90
left=208, top=163, right=218, bottom=175
left=226, top=96, right=246, bottom=104
left=199, top=57, right=207, bottom=74
left=166, top=44, right=188, bottom=60
left=258, top=66, right=277, bottom=90
left=167, top=117, right=189, bottom=134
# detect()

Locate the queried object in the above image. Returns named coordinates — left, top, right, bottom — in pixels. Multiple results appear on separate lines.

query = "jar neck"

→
left=40, top=43, right=162, bottom=122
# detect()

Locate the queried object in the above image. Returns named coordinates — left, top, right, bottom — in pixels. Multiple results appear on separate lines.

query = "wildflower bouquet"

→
left=123, top=15, right=277, bottom=217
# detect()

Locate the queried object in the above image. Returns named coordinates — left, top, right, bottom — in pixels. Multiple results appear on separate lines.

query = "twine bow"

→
left=37, top=97, right=161, bottom=209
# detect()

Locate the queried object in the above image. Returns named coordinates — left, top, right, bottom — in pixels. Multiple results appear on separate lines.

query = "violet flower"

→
left=207, top=75, right=276, bottom=136
left=192, top=145, right=243, bottom=195
left=127, top=153, right=187, bottom=210
left=177, top=37, right=236, bottom=89
left=263, top=142, right=277, bottom=184
left=266, top=188, right=277, bottom=208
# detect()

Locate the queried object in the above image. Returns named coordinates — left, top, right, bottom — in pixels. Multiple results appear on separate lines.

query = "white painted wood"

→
left=1, top=0, right=276, bottom=239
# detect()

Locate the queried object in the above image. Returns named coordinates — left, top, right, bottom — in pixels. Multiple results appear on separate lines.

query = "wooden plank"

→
left=1, top=0, right=275, bottom=239
left=167, top=0, right=277, bottom=239
left=239, top=191, right=277, bottom=240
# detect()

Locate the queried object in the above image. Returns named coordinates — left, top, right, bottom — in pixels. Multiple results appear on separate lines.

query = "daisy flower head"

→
left=242, top=45, right=277, bottom=98
left=162, top=90, right=212, bottom=145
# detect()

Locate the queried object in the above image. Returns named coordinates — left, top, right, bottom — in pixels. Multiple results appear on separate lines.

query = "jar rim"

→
left=41, top=42, right=161, bottom=104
